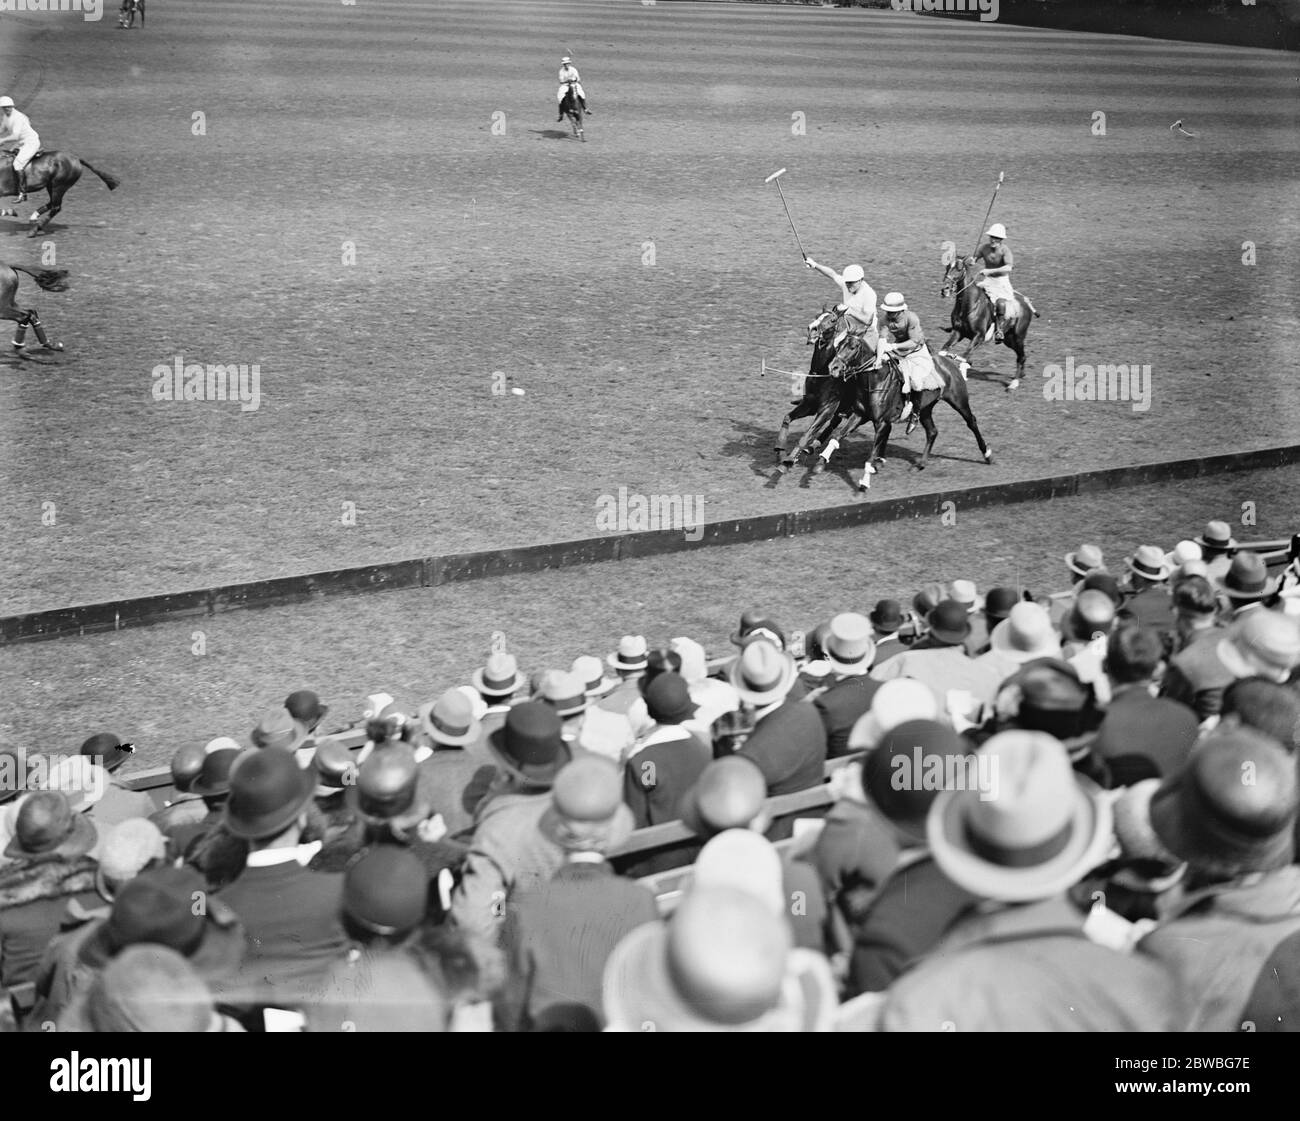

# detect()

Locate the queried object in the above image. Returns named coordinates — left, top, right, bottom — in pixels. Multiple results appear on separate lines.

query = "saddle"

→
left=1, top=149, right=46, bottom=161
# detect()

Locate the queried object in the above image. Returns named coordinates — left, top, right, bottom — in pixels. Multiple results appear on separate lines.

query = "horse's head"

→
left=806, top=306, right=838, bottom=347
left=827, top=332, right=875, bottom=382
left=939, top=246, right=979, bottom=299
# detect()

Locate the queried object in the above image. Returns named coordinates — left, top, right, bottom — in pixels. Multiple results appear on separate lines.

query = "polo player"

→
left=877, top=292, right=943, bottom=427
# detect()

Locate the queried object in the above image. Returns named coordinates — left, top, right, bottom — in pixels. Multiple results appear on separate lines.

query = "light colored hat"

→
left=602, top=887, right=837, bottom=1032
left=1127, top=545, right=1171, bottom=582
left=1222, top=610, right=1300, bottom=679
left=989, top=602, right=1062, bottom=664
left=607, top=634, right=649, bottom=673
left=693, top=830, right=785, bottom=915
left=824, top=612, right=875, bottom=676
left=928, top=730, right=1113, bottom=903
left=880, top=292, right=907, bottom=313
left=841, top=264, right=865, bottom=284
left=1194, top=519, right=1236, bottom=552
left=985, top=223, right=1007, bottom=239
left=1065, top=544, right=1105, bottom=579
left=949, top=579, right=982, bottom=612
left=561, top=55, right=571, bottom=63
left=1178, top=559, right=1209, bottom=580
left=203, top=736, right=242, bottom=755
left=96, top=819, right=167, bottom=899
left=0, top=97, right=14, bottom=109
left=43, top=755, right=105, bottom=812
left=669, top=637, right=709, bottom=684
left=471, top=653, right=527, bottom=698
left=420, top=689, right=482, bottom=746
left=540, top=755, right=635, bottom=854
left=576, top=707, right=636, bottom=763
left=728, top=640, right=796, bottom=706
left=535, top=670, right=588, bottom=719
left=847, top=679, right=939, bottom=751
left=571, top=654, right=619, bottom=697
left=1164, top=539, right=1202, bottom=572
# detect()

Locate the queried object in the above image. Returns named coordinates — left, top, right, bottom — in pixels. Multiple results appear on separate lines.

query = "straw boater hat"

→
left=823, top=613, right=875, bottom=676
left=1194, top=520, right=1237, bottom=554
left=571, top=654, right=619, bottom=698
left=948, top=580, right=983, bottom=613
left=419, top=688, right=483, bottom=747
left=607, top=635, right=649, bottom=673
left=1064, top=544, right=1105, bottom=580
left=728, top=640, right=796, bottom=706
left=990, top=602, right=1062, bottom=664
left=471, top=652, right=527, bottom=698
left=928, top=730, right=1113, bottom=903
left=1126, top=545, right=1171, bottom=582
left=535, top=670, right=589, bottom=720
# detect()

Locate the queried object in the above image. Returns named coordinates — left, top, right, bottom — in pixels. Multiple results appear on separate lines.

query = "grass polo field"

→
left=0, top=0, right=1296, bottom=765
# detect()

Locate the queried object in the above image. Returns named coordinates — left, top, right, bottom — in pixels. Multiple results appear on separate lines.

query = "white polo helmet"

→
left=0, top=97, right=14, bottom=109
left=842, top=264, right=865, bottom=284
left=985, top=223, right=1007, bottom=239
left=561, top=56, right=572, bottom=64
left=881, top=292, right=907, bottom=313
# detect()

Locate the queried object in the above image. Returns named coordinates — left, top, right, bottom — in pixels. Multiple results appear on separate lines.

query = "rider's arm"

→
left=805, top=258, right=843, bottom=287
left=892, top=315, right=925, bottom=355
left=981, top=245, right=1013, bottom=277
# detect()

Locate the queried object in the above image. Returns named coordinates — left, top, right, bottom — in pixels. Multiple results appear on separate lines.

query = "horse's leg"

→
left=1004, top=319, right=1027, bottom=390
left=23, top=308, right=60, bottom=350
left=812, top=406, right=865, bottom=475
left=945, top=387, right=992, bottom=464
left=858, top=420, right=892, bottom=490
left=30, top=184, right=65, bottom=234
left=776, top=397, right=814, bottom=459
left=780, top=395, right=838, bottom=472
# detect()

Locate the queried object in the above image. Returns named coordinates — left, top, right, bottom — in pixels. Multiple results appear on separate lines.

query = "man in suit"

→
left=868, top=600, right=907, bottom=668
left=1118, top=545, right=1174, bottom=637
left=216, top=749, right=349, bottom=1007
left=623, top=673, right=711, bottom=829
left=812, top=613, right=880, bottom=758
left=731, top=641, right=826, bottom=804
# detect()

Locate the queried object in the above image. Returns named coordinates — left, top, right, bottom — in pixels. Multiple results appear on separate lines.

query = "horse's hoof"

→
left=1006, top=379, right=1020, bottom=392
left=811, top=458, right=828, bottom=475
left=984, top=449, right=993, bottom=463
left=46, top=342, right=64, bottom=351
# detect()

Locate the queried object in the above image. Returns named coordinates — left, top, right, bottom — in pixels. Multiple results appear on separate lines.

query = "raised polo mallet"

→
left=972, top=170, right=1004, bottom=254
left=765, top=168, right=808, bottom=262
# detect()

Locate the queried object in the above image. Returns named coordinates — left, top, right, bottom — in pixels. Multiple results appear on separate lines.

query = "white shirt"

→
left=0, top=109, right=38, bottom=146
left=558, top=64, right=581, bottom=84
left=839, top=279, right=877, bottom=331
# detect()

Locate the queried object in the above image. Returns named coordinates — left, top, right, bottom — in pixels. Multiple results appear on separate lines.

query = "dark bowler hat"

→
left=1217, top=551, right=1278, bottom=602
left=343, top=846, right=429, bottom=938
left=312, top=738, right=357, bottom=798
left=926, top=600, right=972, bottom=646
left=729, top=610, right=785, bottom=650
left=189, top=748, right=243, bottom=800
left=222, top=748, right=316, bottom=840
left=80, top=732, right=135, bottom=774
left=983, top=587, right=1021, bottom=624
left=352, top=742, right=429, bottom=830
left=285, top=689, right=330, bottom=729
left=644, top=672, right=698, bottom=726
left=78, top=866, right=244, bottom=978
left=486, top=701, right=572, bottom=789
left=169, top=743, right=207, bottom=794
left=863, top=720, right=972, bottom=846
left=869, top=599, right=904, bottom=633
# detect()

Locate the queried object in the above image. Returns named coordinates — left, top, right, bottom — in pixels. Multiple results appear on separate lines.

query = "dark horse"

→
left=0, top=150, right=120, bottom=235
left=0, top=262, right=68, bottom=352
left=938, top=244, right=1037, bottom=390
left=118, top=0, right=145, bottom=28
left=813, top=335, right=992, bottom=490
left=773, top=307, right=857, bottom=474
left=559, top=82, right=584, bottom=141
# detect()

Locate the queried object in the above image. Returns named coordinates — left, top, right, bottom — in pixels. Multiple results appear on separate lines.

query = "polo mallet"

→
left=765, top=168, right=808, bottom=262
left=972, top=170, right=1004, bottom=255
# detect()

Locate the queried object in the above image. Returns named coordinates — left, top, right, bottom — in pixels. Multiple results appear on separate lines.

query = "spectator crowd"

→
left=2, top=520, right=1300, bottom=1031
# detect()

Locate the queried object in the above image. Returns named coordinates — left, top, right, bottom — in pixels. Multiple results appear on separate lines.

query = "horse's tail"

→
left=12, top=265, right=70, bottom=292
left=79, top=158, right=120, bottom=191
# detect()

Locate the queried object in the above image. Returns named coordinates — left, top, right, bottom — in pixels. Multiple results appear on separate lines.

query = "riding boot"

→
left=13, top=167, right=26, bottom=203
left=993, top=299, right=1007, bottom=342
left=905, top=393, right=921, bottom=435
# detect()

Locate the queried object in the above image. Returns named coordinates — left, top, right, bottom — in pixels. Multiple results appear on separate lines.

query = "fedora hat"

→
left=285, top=689, right=330, bottom=730
left=1221, top=610, right=1300, bottom=680
left=926, top=600, right=972, bottom=646
left=420, top=688, right=482, bottom=746
left=78, top=866, right=244, bottom=978
left=606, top=635, right=649, bottom=673
left=352, top=742, right=430, bottom=831
left=1064, top=544, right=1105, bottom=579
left=79, top=732, right=136, bottom=774
left=95, top=818, right=167, bottom=901
left=534, top=670, right=588, bottom=720
left=863, top=720, right=973, bottom=846
left=729, top=611, right=785, bottom=650
left=189, top=747, right=242, bottom=800
left=1217, top=551, right=1278, bottom=601
left=311, top=738, right=357, bottom=799
left=949, top=580, right=982, bottom=613
left=680, top=755, right=768, bottom=837
left=1194, top=520, right=1237, bottom=553
left=869, top=599, right=904, bottom=634
left=572, top=654, right=619, bottom=697
left=928, top=730, right=1113, bottom=903
left=729, top=640, right=796, bottom=706
left=82, top=946, right=219, bottom=1034
left=847, top=678, right=940, bottom=752
left=693, top=830, right=785, bottom=915
left=1126, top=545, right=1171, bottom=582
left=824, top=612, right=875, bottom=675
left=602, top=887, right=836, bottom=1032
left=223, top=748, right=316, bottom=840
left=1149, top=728, right=1297, bottom=879
left=471, top=652, right=527, bottom=698
left=990, top=602, right=1061, bottom=664
left=486, top=701, right=572, bottom=789
left=343, top=846, right=429, bottom=938
left=1164, top=539, right=1202, bottom=573
left=540, top=754, right=635, bottom=854
left=643, top=672, right=698, bottom=725
left=250, top=708, right=310, bottom=752
left=4, top=790, right=97, bottom=859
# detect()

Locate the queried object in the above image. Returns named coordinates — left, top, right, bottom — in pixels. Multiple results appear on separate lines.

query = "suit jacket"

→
left=216, top=859, right=347, bottom=1003
left=416, top=744, right=497, bottom=840
left=499, top=860, right=659, bottom=1028
left=1119, top=583, right=1174, bottom=639
left=869, top=634, right=907, bottom=669
left=0, top=854, right=100, bottom=989
left=740, top=698, right=827, bottom=797
left=1160, top=634, right=1238, bottom=720
left=623, top=726, right=711, bottom=829
left=813, top=673, right=882, bottom=758
left=872, top=644, right=1003, bottom=715
left=1094, top=688, right=1199, bottom=779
